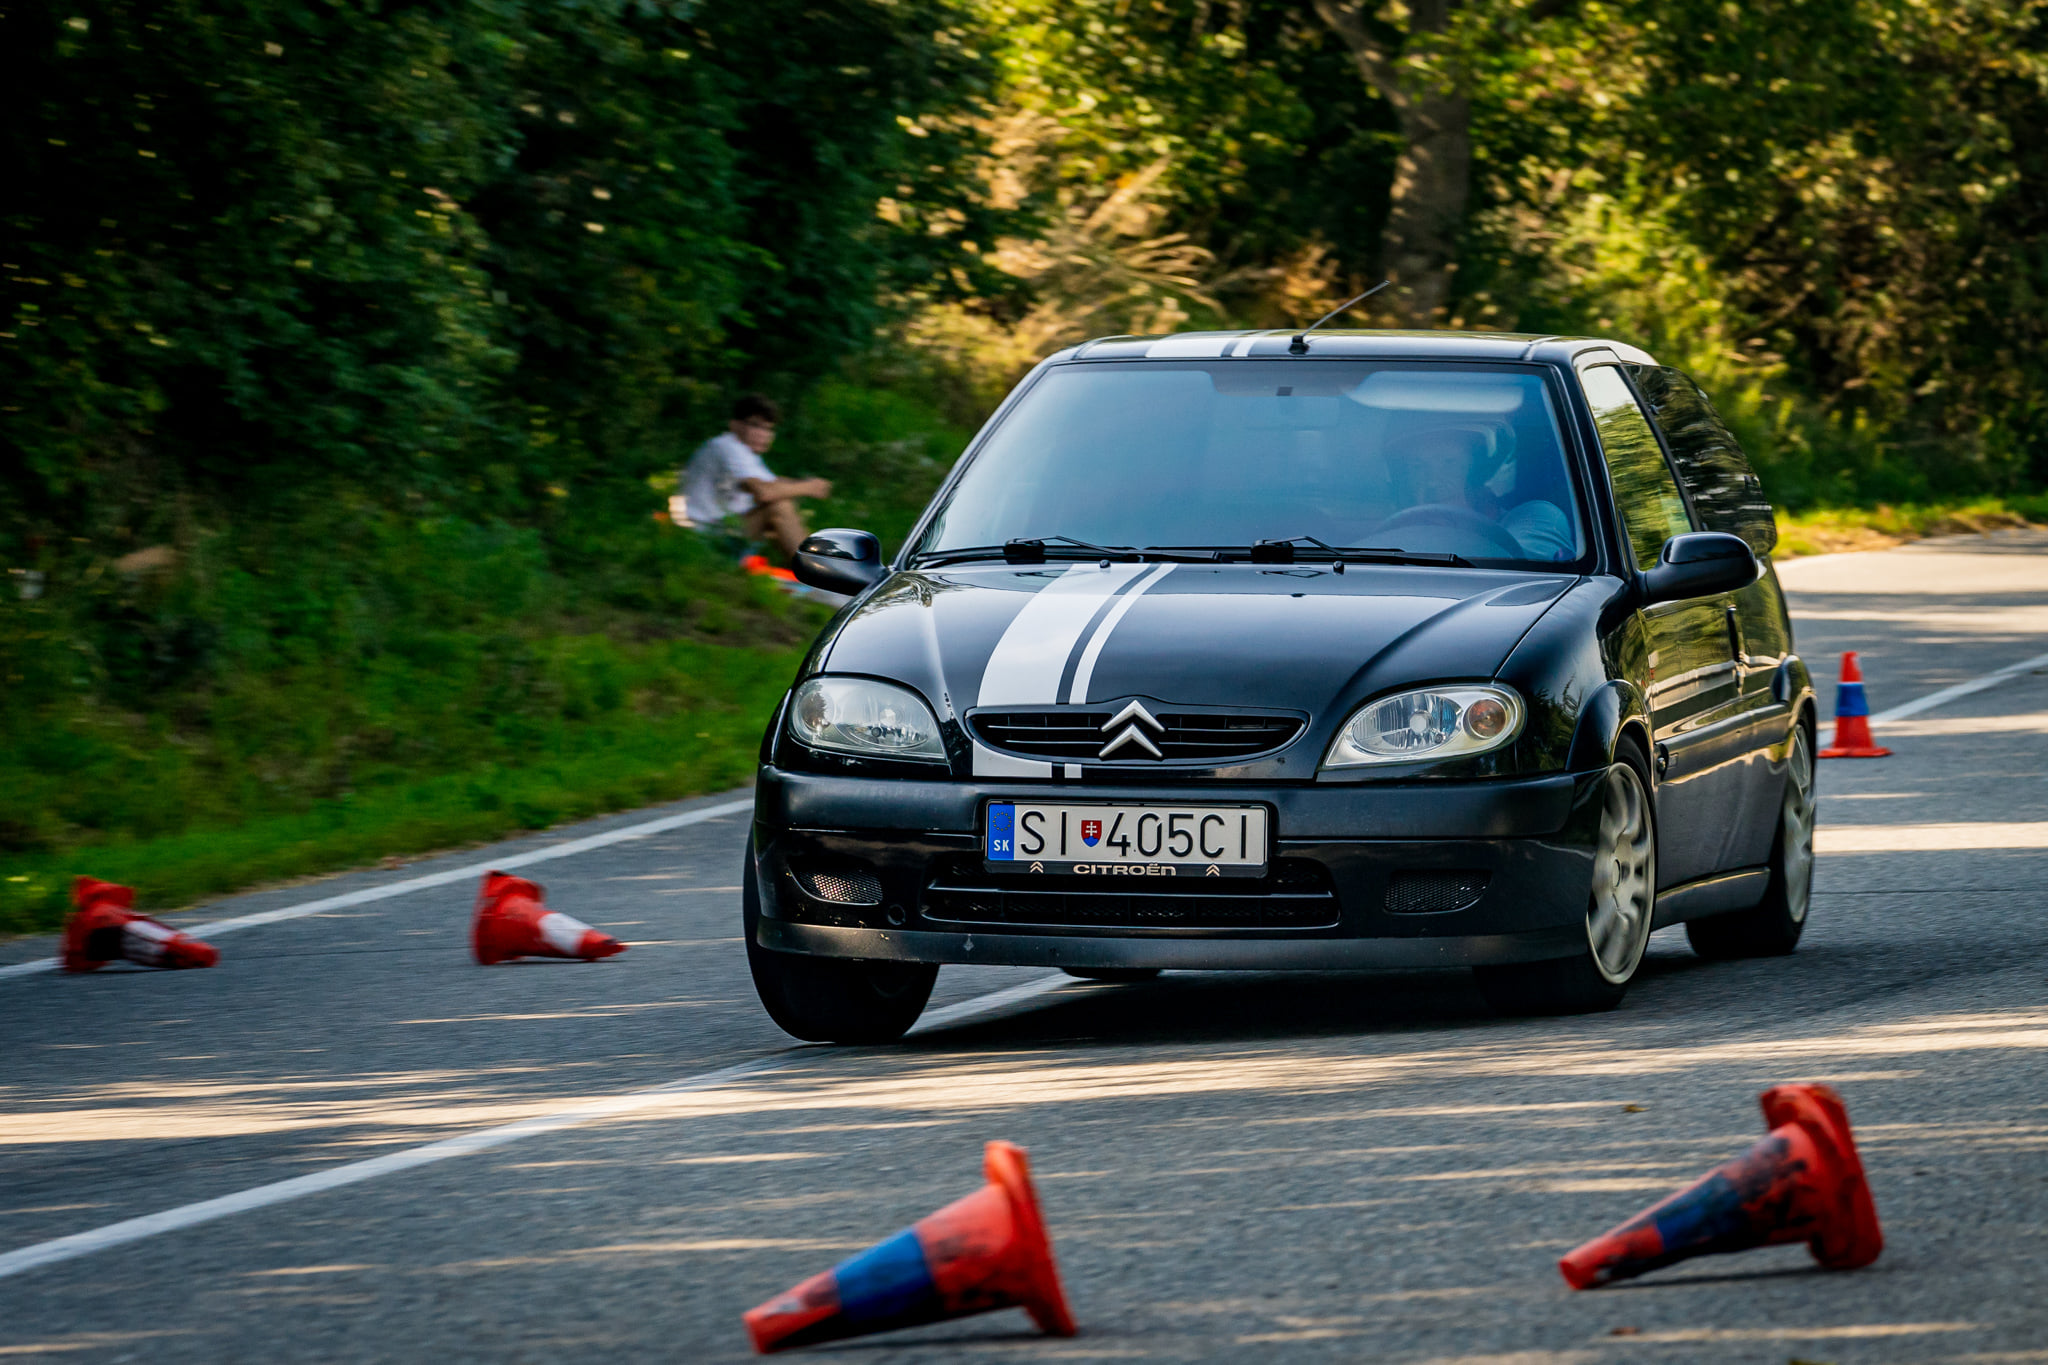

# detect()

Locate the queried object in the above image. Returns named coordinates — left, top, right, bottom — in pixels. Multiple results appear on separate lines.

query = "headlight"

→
left=1322, top=684, right=1525, bottom=769
left=789, top=677, right=947, bottom=763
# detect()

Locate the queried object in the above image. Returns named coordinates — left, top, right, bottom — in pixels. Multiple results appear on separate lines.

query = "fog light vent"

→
left=797, top=866, right=883, bottom=906
left=1384, top=870, right=1489, bottom=915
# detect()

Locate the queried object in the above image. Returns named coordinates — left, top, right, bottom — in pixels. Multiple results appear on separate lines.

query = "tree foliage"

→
left=929, top=0, right=2048, bottom=503
left=0, top=0, right=1004, bottom=547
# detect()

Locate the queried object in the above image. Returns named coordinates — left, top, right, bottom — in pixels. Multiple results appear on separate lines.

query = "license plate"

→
left=984, top=802, right=1269, bottom=878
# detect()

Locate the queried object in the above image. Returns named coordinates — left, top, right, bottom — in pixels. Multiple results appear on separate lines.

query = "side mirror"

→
left=793, top=528, right=886, bottom=595
left=1641, top=531, right=1757, bottom=606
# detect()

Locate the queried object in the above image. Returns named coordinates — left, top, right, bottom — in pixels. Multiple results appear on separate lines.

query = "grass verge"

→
left=0, top=643, right=799, bottom=936
left=1775, top=497, right=2048, bottom=557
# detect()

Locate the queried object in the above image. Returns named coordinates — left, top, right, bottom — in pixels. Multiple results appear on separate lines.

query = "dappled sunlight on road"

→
left=1613, top=1321, right=1978, bottom=1342
left=14, top=999, right=2042, bottom=1161
left=1883, top=711, right=2048, bottom=737
left=484, top=1004, right=2048, bottom=1132
left=0, top=1064, right=590, bottom=1146
left=1818, top=823, right=2048, bottom=852
left=185, top=991, right=2015, bottom=1360
left=0, top=1330, right=197, bottom=1356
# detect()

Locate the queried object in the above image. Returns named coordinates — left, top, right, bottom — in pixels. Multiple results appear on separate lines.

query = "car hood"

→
left=809, top=562, right=1575, bottom=779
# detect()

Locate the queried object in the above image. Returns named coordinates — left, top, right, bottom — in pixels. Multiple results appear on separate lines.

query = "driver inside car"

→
left=1389, top=426, right=1575, bottom=562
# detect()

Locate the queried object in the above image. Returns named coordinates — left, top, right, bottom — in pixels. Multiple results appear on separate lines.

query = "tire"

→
left=742, top=840, right=937, bottom=1043
left=1475, top=739, right=1657, bottom=1015
left=1687, top=721, right=1816, bottom=960
left=1061, top=967, right=1162, bottom=983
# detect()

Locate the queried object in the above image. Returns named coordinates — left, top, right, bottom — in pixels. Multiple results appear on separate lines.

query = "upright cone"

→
left=744, top=1140, right=1077, bottom=1353
left=1560, top=1084, right=1883, bottom=1289
left=1819, top=651, right=1892, bottom=758
left=471, top=872, right=626, bottom=964
left=62, top=877, right=220, bottom=973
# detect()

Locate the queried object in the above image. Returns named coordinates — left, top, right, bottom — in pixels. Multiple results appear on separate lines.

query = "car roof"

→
left=1052, top=329, right=1657, bottom=367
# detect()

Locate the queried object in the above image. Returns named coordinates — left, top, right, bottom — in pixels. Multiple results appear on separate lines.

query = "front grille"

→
left=971, top=711, right=1303, bottom=762
left=923, top=856, right=1337, bottom=930
left=1384, top=869, right=1490, bottom=915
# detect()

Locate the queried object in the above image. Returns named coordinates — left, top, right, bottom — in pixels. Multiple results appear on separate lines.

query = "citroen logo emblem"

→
left=1097, top=700, right=1166, bottom=760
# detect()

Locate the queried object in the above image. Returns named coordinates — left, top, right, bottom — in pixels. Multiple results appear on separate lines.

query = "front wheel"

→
left=743, top=841, right=936, bottom=1043
left=1475, top=740, right=1657, bottom=1015
left=1688, top=722, right=1816, bottom=960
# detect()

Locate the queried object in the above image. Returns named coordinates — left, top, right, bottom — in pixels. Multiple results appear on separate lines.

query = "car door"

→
left=1579, top=362, right=1742, bottom=889
left=1631, top=363, right=1791, bottom=869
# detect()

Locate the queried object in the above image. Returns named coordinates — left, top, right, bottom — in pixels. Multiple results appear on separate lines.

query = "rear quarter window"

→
left=1629, top=365, right=1778, bottom=556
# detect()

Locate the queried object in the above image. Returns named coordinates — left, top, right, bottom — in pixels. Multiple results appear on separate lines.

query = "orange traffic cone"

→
left=1560, top=1083, right=1882, bottom=1289
left=744, top=1140, right=1077, bottom=1353
left=62, top=877, right=220, bottom=973
left=1819, top=651, right=1892, bottom=758
left=471, top=872, right=626, bottom=965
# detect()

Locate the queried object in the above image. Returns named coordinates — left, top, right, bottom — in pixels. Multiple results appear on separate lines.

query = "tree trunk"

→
left=1382, top=91, right=1471, bottom=324
left=1308, top=0, right=1472, bottom=326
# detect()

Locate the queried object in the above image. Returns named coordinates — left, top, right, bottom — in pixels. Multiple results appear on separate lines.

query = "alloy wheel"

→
left=1587, top=760, right=1655, bottom=983
left=1780, top=726, right=1817, bottom=924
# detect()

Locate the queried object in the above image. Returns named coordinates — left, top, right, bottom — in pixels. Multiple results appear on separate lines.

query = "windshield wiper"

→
left=911, top=536, right=1136, bottom=568
left=913, top=536, right=1220, bottom=568
left=1187, top=536, right=1471, bottom=568
left=907, top=543, right=1035, bottom=568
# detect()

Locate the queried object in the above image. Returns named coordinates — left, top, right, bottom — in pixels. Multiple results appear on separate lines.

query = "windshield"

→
left=914, top=361, right=1586, bottom=567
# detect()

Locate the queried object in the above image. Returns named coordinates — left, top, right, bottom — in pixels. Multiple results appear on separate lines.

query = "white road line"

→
left=0, top=796, right=755, bottom=981
left=0, top=971, right=1075, bottom=1281
left=1868, top=649, right=2048, bottom=725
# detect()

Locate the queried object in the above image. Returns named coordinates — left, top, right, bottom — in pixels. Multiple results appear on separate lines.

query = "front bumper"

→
left=752, top=766, right=1608, bottom=970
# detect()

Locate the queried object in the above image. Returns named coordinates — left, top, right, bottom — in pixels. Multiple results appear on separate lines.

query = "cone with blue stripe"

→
left=1819, top=651, right=1892, bottom=758
left=1559, top=1083, right=1883, bottom=1288
left=744, top=1140, right=1077, bottom=1352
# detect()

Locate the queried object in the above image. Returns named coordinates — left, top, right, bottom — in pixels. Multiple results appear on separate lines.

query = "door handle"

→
left=1724, top=604, right=1744, bottom=664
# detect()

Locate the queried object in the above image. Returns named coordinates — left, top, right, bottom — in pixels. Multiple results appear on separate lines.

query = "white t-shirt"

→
left=681, top=432, right=775, bottom=522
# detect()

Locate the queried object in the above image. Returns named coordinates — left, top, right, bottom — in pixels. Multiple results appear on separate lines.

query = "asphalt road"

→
left=4, top=531, right=2047, bottom=1363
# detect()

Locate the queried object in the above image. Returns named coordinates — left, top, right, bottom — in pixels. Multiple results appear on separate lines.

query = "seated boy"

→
left=678, top=395, right=832, bottom=563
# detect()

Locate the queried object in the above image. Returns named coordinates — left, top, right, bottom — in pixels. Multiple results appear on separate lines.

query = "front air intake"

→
left=795, top=865, right=884, bottom=906
left=1384, top=870, right=1490, bottom=915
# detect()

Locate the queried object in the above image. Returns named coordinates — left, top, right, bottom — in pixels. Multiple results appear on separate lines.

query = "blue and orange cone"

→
left=1820, top=651, right=1892, bottom=758
left=744, top=1140, right=1077, bottom=1353
left=1559, top=1083, right=1883, bottom=1289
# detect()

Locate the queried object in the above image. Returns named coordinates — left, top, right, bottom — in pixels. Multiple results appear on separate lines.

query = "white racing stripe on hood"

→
left=1069, top=563, right=1175, bottom=703
left=972, top=563, right=1152, bottom=777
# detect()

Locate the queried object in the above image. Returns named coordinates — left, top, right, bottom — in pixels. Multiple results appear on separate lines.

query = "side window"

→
left=1581, top=364, right=1693, bottom=572
left=1629, top=365, right=1777, bottom=556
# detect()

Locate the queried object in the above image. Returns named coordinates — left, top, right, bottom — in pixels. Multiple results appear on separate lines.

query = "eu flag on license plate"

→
left=987, top=803, right=1015, bottom=860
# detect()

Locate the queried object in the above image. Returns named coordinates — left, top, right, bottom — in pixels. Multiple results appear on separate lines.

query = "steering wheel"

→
left=1374, top=505, right=1527, bottom=560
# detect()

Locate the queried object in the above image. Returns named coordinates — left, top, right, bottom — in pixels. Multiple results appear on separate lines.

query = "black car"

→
left=744, top=330, right=1817, bottom=1041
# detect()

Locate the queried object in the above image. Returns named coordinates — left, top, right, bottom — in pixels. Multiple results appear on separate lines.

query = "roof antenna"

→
left=1289, top=279, right=1390, bottom=354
